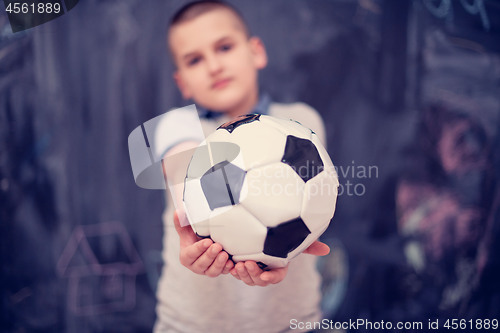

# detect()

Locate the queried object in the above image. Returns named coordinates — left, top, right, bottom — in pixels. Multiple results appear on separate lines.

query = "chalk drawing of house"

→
left=57, top=221, right=144, bottom=315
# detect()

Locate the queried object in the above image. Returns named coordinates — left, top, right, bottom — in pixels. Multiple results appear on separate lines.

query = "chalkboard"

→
left=1, top=0, right=499, bottom=331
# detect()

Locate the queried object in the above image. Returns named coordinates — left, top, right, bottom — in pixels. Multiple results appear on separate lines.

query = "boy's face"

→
left=169, top=8, right=267, bottom=115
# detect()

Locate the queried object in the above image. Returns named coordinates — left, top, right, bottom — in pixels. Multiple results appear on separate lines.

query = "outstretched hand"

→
left=230, top=240, right=330, bottom=287
left=173, top=210, right=234, bottom=277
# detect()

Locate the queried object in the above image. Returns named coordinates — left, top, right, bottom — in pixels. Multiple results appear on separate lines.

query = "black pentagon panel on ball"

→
left=281, top=135, right=324, bottom=182
left=200, top=160, right=246, bottom=210
left=218, top=114, right=261, bottom=133
left=263, top=217, right=311, bottom=258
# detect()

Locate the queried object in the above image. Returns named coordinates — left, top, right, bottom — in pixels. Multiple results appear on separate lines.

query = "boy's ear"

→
left=249, top=37, right=267, bottom=70
left=174, top=71, right=192, bottom=99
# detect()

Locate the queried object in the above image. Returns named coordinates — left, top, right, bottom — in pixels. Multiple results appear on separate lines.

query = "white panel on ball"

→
left=183, top=178, right=211, bottom=237
left=260, top=116, right=312, bottom=140
left=301, top=170, right=339, bottom=233
left=240, top=163, right=304, bottom=227
left=209, top=205, right=267, bottom=256
left=311, top=133, right=334, bottom=168
left=186, top=140, right=211, bottom=179
left=225, top=121, right=286, bottom=170
left=232, top=253, right=288, bottom=268
left=207, top=141, right=241, bottom=167
left=202, top=128, right=236, bottom=165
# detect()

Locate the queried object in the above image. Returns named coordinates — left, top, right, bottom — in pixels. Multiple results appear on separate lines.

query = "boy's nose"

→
left=206, top=55, right=223, bottom=75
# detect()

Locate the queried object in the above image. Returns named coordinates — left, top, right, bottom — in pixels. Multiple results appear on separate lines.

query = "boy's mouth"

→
left=212, top=78, right=232, bottom=90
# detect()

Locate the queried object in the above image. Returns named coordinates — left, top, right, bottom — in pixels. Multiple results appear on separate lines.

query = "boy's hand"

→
left=174, top=210, right=234, bottom=277
left=229, top=240, right=330, bottom=286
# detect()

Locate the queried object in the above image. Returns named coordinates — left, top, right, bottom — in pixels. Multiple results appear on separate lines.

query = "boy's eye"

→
left=219, top=44, right=233, bottom=52
left=187, top=56, right=201, bottom=66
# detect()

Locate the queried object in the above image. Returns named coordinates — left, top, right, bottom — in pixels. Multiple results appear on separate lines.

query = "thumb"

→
left=174, top=210, right=198, bottom=244
left=303, top=240, right=330, bottom=256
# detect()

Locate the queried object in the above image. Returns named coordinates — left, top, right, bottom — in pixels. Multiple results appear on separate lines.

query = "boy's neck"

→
left=224, top=89, right=259, bottom=120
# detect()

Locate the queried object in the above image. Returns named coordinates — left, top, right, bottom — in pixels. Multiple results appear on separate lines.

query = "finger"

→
left=204, top=251, right=229, bottom=277
left=191, top=243, right=223, bottom=273
left=235, top=262, right=255, bottom=286
left=174, top=210, right=198, bottom=244
left=303, top=240, right=330, bottom=256
left=180, top=238, right=212, bottom=267
left=222, top=259, right=234, bottom=274
left=244, top=261, right=268, bottom=286
left=259, top=266, right=288, bottom=284
left=230, top=267, right=240, bottom=280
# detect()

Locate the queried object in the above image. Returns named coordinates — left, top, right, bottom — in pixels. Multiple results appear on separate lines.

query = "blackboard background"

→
left=1, top=0, right=499, bottom=331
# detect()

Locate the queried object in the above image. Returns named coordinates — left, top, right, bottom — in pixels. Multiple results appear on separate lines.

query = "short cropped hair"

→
left=169, top=0, right=250, bottom=37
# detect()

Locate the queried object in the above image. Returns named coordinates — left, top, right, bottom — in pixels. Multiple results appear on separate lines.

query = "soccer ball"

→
left=183, top=114, right=339, bottom=268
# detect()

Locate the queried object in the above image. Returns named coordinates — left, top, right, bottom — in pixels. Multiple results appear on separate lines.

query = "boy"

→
left=155, top=1, right=330, bottom=332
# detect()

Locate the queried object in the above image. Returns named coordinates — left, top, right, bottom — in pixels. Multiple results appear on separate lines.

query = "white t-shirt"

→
left=154, top=102, right=326, bottom=333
